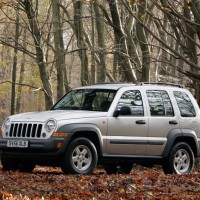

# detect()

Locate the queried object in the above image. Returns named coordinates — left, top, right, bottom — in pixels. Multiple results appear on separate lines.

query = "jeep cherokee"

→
left=0, top=83, right=200, bottom=174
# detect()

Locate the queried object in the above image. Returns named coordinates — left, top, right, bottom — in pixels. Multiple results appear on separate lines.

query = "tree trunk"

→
left=16, top=28, right=27, bottom=114
left=135, top=1, right=151, bottom=82
left=109, top=0, right=137, bottom=83
left=90, top=2, right=96, bottom=84
left=184, top=3, right=200, bottom=104
left=191, top=0, right=200, bottom=40
left=11, top=9, right=19, bottom=115
left=154, top=15, right=169, bottom=76
left=59, top=3, right=115, bottom=82
left=23, top=0, right=53, bottom=109
left=52, top=0, right=67, bottom=100
left=136, top=22, right=150, bottom=82
left=125, top=15, right=142, bottom=78
left=73, top=0, right=89, bottom=86
left=94, top=3, right=106, bottom=82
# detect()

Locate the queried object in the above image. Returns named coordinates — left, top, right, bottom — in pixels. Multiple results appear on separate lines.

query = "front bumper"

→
left=0, top=135, right=72, bottom=159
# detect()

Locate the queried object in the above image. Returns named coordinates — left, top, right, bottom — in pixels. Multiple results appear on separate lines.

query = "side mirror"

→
left=113, top=110, right=120, bottom=117
left=113, top=106, right=132, bottom=117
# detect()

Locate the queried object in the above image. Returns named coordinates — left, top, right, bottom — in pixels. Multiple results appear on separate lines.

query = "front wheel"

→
left=18, top=161, right=36, bottom=172
left=1, top=155, right=20, bottom=171
left=61, top=138, right=98, bottom=174
left=162, top=142, right=194, bottom=174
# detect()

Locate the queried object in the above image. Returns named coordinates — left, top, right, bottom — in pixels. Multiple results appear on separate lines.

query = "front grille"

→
left=9, top=123, right=43, bottom=138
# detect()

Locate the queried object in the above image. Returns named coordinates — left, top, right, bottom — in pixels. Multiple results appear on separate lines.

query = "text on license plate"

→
left=7, top=140, right=28, bottom=148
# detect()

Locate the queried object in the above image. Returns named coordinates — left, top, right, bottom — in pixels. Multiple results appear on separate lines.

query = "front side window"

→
left=147, top=90, right=174, bottom=117
left=174, top=91, right=196, bottom=117
left=52, top=89, right=116, bottom=111
left=117, top=90, right=144, bottom=116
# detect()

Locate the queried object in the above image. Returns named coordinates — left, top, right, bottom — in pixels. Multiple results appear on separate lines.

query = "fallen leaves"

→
left=0, top=165, right=200, bottom=199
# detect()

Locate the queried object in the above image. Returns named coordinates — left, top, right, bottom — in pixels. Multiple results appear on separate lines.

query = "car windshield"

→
left=51, top=89, right=116, bottom=111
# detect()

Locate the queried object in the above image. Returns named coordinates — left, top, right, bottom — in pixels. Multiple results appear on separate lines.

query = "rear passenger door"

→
left=146, top=89, right=179, bottom=156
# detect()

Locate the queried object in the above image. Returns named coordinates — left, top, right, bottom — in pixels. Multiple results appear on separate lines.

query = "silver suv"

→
left=1, top=83, right=200, bottom=174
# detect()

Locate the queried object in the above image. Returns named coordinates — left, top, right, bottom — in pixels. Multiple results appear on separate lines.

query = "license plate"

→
left=7, top=140, right=28, bottom=148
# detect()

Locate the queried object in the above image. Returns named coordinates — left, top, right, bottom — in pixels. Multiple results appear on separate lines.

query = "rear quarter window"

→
left=173, top=91, right=196, bottom=117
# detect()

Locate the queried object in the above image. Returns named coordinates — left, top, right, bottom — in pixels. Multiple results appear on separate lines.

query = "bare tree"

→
left=11, top=7, right=20, bottom=115
left=94, top=2, right=106, bottom=82
left=16, top=28, right=27, bottom=114
left=19, top=0, right=54, bottom=109
left=108, top=0, right=137, bottom=82
left=52, top=0, right=68, bottom=99
left=1, top=0, right=200, bottom=118
left=73, top=0, right=89, bottom=86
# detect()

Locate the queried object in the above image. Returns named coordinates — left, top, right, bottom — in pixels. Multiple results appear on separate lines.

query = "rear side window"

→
left=174, top=91, right=196, bottom=117
left=147, top=90, right=174, bottom=117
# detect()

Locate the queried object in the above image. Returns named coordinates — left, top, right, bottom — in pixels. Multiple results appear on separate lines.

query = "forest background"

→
left=0, top=0, right=200, bottom=125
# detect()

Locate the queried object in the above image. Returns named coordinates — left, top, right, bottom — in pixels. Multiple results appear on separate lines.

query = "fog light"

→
left=57, top=142, right=63, bottom=148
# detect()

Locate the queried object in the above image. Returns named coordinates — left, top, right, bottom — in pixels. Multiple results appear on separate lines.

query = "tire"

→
left=18, top=161, right=36, bottom=172
left=104, top=163, right=133, bottom=174
left=1, top=155, right=19, bottom=171
left=162, top=142, right=194, bottom=174
left=61, top=138, right=98, bottom=174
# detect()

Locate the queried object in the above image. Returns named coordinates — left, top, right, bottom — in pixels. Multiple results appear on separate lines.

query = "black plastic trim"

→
left=162, top=129, right=200, bottom=157
left=57, top=123, right=103, bottom=154
left=110, top=140, right=164, bottom=145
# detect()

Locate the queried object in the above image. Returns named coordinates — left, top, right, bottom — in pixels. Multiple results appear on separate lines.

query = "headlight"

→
left=2, top=118, right=11, bottom=132
left=45, top=119, right=57, bottom=133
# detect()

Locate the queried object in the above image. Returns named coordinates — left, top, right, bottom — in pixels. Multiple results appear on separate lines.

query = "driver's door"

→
left=106, top=89, right=148, bottom=156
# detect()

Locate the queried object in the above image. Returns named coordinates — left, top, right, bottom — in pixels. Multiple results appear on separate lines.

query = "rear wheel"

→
left=104, top=163, right=133, bottom=174
left=162, top=142, right=194, bottom=174
left=61, top=138, right=98, bottom=174
left=1, top=155, right=20, bottom=171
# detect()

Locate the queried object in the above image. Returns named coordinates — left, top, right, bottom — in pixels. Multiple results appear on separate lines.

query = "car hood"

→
left=9, top=110, right=107, bottom=123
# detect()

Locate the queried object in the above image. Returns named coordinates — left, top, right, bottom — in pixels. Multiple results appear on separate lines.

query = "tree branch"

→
left=121, top=0, right=200, bottom=71
left=0, top=81, right=44, bottom=91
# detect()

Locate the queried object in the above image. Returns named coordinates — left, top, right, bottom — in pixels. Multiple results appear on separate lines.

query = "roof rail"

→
left=137, top=82, right=184, bottom=88
left=95, top=82, right=125, bottom=85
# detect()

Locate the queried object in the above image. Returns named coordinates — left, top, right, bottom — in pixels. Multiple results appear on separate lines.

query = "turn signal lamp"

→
left=52, top=132, right=68, bottom=137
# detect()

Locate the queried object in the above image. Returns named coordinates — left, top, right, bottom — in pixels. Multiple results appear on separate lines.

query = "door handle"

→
left=169, top=120, right=178, bottom=125
left=136, top=120, right=146, bottom=124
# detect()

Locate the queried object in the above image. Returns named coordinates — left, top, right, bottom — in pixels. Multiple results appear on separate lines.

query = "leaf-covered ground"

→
left=0, top=164, right=200, bottom=200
